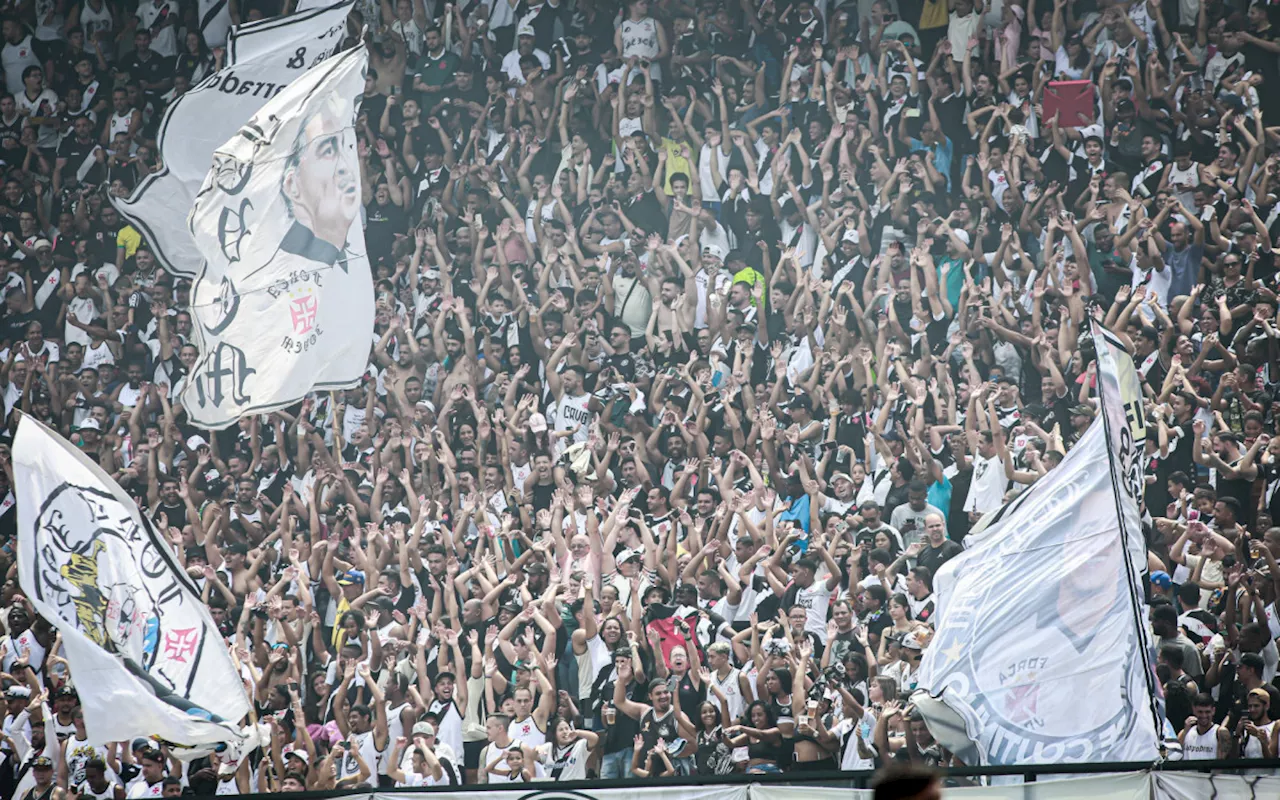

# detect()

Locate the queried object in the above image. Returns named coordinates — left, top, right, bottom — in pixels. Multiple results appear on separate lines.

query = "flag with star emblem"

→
left=912, top=320, right=1160, bottom=765
left=182, top=44, right=372, bottom=429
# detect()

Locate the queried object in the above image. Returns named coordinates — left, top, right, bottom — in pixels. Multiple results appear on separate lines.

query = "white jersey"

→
left=428, top=698, right=463, bottom=765
left=552, top=392, right=592, bottom=449
left=1182, top=723, right=1221, bottom=760
left=964, top=453, right=1007, bottom=515
left=1243, top=720, right=1276, bottom=759
left=109, top=110, right=134, bottom=142
left=80, top=0, right=114, bottom=44
left=335, top=729, right=381, bottom=787
left=134, top=1, right=177, bottom=57
left=66, top=736, right=112, bottom=787
left=794, top=581, right=834, bottom=644
left=619, top=18, right=660, bottom=79
left=76, top=779, right=121, bottom=800
left=480, top=741, right=544, bottom=782
left=539, top=738, right=589, bottom=780
left=2, top=35, right=41, bottom=96
left=710, top=667, right=746, bottom=722
left=508, top=715, right=546, bottom=748
left=125, top=778, right=163, bottom=798
left=197, top=0, right=234, bottom=49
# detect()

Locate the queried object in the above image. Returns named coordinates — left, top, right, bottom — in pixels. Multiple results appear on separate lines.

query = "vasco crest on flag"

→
left=14, top=415, right=249, bottom=747
left=182, top=44, right=373, bottom=429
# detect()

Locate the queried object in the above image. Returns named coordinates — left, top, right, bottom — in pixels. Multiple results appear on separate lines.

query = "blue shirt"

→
left=909, top=134, right=954, bottom=192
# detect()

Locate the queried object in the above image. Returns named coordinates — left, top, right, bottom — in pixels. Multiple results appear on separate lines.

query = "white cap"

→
left=76, top=418, right=101, bottom=432
left=186, top=434, right=208, bottom=450
left=951, top=228, right=971, bottom=246
left=516, top=21, right=535, bottom=37
left=702, top=243, right=726, bottom=261
left=528, top=412, right=548, bottom=433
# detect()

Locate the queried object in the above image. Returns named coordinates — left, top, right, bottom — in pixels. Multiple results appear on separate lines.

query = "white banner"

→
left=112, top=0, right=353, bottom=277
left=377, top=788, right=750, bottom=800
left=14, top=416, right=249, bottom=747
left=1154, top=772, right=1280, bottom=799
left=181, top=43, right=371, bottom=429
left=913, top=321, right=1159, bottom=765
left=753, top=774, right=1150, bottom=800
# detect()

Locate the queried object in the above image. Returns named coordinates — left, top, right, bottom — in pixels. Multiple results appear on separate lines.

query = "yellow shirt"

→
left=116, top=225, right=142, bottom=259
left=920, top=0, right=948, bottom=29
left=659, top=137, right=694, bottom=194
left=731, top=266, right=767, bottom=310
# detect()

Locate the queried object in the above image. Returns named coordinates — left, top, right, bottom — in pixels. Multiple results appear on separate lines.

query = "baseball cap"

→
left=336, top=569, right=365, bottom=586
left=31, top=756, right=53, bottom=768
left=1069, top=404, right=1095, bottom=418
left=702, top=243, right=726, bottom=262
left=186, top=434, right=208, bottom=450
left=76, top=418, right=101, bottom=432
left=1150, top=570, right=1172, bottom=589
left=5, top=686, right=31, bottom=699
left=785, top=394, right=813, bottom=412
left=33, top=238, right=51, bottom=251
left=618, top=547, right=644, bottom=563
left=412, top=721, right=437, bottom=737
left=423, top=268, right=441, bottom=280
left=525, top=561, right=549, bottom=574
left=528, top=412, right=548, bottom=433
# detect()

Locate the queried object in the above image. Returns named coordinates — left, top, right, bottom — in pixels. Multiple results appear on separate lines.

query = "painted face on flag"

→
left=281, top=98, right=359, bottom=250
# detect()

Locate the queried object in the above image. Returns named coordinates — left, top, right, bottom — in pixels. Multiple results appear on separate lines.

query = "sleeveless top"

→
left=508, top=715, right=547, bottom=748
left=80, top=0, right=115, bottom=45
left=619, top=18, right=661, bottom=80
left=1182, top=723, right=1220, bottom=760
left=109, top=110, right=134, bottom=142
left=1244, top=720, right=1277, bottom=759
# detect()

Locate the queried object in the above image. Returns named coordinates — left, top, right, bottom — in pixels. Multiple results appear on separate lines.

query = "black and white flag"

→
left=112, top=0, right=353, bottom=277
left=14, top=416, right=249, bottom=747
left=913, top=320, right=1160, bottom=765
left=182, top=44, right=371, bottom=429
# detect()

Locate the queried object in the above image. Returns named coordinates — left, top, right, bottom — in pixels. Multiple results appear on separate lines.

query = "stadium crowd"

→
left=2, top=0, right=1280, bottom=793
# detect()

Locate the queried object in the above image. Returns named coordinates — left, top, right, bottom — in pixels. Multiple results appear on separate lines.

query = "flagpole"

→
left=1090, top=321, right=1165, bottom=758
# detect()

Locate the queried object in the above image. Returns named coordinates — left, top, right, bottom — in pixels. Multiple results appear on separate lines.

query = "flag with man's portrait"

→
left=182, top=44, right=371, bottom=429
left=913, top=320, right=1161, bottom=765
left=113, top=0, right=355, bottom=278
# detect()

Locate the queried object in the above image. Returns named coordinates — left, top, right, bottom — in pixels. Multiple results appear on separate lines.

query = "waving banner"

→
left=181, top=43, right=371, bottom=429
left=14, top=415, right=249, bottom=747
left=112, top=0, right=353, bottom=277
left=913, top=320, right=1160, bottom=765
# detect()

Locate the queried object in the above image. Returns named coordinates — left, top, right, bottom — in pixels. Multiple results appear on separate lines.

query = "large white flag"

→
left=112, top=0, right=354, bottom=277
left=913, top=320, right=1160, bottom=765
left=14, top=416, right=250, bottom=747
left=181, top=44, right=371, bottom=429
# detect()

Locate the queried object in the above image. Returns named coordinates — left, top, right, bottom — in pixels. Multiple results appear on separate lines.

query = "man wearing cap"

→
left=501, top=23, right=551, bottom=86
left=20, top=754, right=63, bottom=800
left=124, top=746, right=166, bottom=798
left=1236, top=686, right=1278, bottom=759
